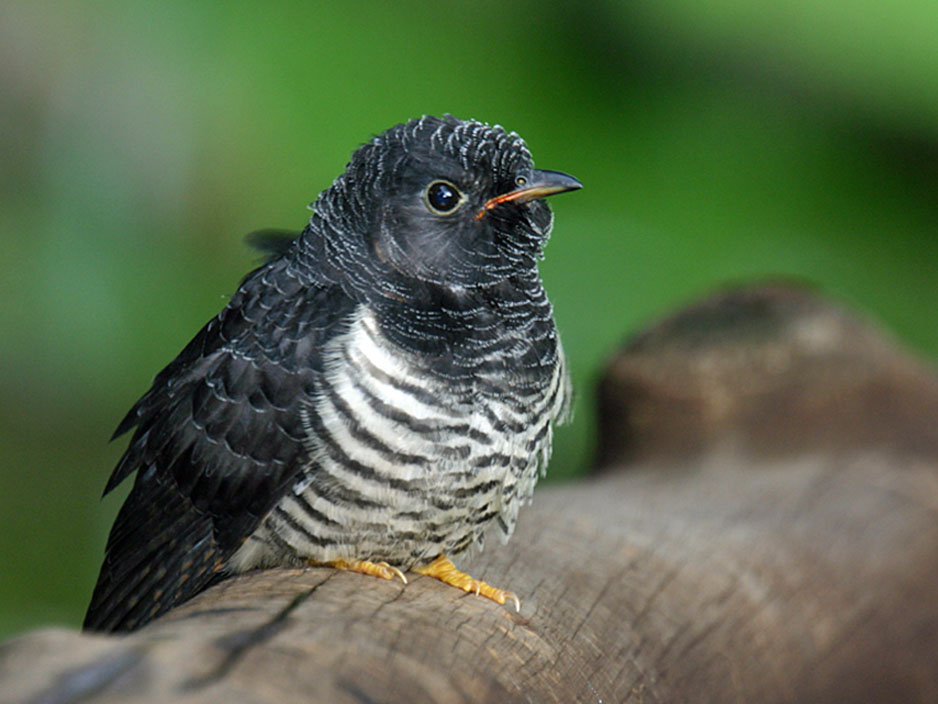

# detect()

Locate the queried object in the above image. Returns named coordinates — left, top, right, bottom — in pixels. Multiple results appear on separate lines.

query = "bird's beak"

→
left=477, top=169, right=582, bottom=219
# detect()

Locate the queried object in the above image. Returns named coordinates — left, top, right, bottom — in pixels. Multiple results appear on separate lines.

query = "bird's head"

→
left=305, top=115, right=581, bottom=292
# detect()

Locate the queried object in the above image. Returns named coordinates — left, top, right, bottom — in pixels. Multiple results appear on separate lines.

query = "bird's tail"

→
left=83, top=472, right=224, bottom=632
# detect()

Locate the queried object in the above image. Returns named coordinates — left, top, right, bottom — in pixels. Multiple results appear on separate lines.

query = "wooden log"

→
left=3, top=283, right=936, bottom=703
left=597, top=283, right=938, bottom=465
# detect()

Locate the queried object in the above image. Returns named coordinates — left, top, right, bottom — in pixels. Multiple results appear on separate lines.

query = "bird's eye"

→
left=425, top=180, right=462, bottom=214
left=515, top=176, right=527, bottom=186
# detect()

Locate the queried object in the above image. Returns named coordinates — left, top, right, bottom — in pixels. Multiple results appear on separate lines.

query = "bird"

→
left=83, top=115, right=581, bottom=632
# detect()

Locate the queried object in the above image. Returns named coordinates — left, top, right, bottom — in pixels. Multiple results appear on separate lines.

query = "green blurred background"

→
left=2, top=1, right=937, bottom=638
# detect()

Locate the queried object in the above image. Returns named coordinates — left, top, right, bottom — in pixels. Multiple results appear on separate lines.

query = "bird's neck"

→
left=371, top=270, right=556, bottom=364
left=293, top=218, right=558, bottom=370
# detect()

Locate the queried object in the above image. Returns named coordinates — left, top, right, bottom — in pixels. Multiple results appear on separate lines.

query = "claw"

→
left=377, top=561, right=408, bottom=584
left=321, top=559, right=408, bottom=584
left=413, top=555, right=521, bottom=612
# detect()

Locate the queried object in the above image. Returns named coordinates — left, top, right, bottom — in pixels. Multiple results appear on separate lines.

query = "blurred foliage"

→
left=2, top=0, right=937, bottom=638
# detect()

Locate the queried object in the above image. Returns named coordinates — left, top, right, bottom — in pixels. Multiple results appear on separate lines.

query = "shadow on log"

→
left=3, top=283, right=937, bottom=703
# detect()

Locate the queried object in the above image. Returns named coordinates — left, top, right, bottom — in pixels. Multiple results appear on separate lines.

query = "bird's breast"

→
left=232, top=302, right=569, bottom=571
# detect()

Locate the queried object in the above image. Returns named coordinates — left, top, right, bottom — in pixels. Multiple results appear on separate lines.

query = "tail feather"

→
left=83, top=471, right=224, bottom=632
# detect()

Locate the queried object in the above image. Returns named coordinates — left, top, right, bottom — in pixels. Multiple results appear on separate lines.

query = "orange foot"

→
left=318, top=559, right=408, bottom=584
left=413, top=555, right=520, bottom=612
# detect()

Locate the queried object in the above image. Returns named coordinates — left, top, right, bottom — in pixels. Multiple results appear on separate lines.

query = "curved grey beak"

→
left=479, top=169, right=582, bottom=217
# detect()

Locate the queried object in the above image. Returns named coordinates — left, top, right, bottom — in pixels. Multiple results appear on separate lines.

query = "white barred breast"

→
left=230, top=303, right=569, bottom=573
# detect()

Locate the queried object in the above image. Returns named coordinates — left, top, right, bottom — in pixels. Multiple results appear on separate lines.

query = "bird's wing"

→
left=84, top=257, right=356, bottom=632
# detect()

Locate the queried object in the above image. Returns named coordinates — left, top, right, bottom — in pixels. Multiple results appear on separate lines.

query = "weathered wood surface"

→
left=3, top=284, right=937, bottom=703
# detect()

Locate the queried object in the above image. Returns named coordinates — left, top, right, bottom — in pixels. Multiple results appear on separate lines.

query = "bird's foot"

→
left=321, top=559, right=408, bottom=584
left=413, top=555, right=520, bottom=612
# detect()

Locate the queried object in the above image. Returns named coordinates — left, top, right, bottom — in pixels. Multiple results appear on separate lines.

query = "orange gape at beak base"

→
left=475, top=169, right=582, bottom=220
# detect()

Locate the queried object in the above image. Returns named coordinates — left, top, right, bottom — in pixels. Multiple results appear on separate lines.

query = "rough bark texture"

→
left=3, top=283, right=937, bottom=703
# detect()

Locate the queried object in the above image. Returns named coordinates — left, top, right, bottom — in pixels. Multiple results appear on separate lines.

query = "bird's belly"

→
left=238, top=394, right=549, bottom=570
left=229, top=307, right=566, bottom=572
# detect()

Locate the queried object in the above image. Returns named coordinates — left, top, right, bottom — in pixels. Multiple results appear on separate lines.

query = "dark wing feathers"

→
left=85, top=258, right=356, bottom=631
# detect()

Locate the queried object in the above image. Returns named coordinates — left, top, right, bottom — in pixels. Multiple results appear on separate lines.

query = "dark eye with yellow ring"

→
left=425, top=180, right=461, bottom=214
